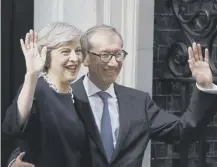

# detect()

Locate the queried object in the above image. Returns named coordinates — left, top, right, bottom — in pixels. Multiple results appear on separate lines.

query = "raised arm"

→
left=148, top=42, right=217, bottom=143
left=16, top=30, right=47, bottom=126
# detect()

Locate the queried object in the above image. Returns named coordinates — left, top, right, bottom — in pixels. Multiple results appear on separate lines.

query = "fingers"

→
left=190, top=42, right=209, bottom=63
left=188, top=47, right=195, bottom=73
left=17, top=152, right=26, bottom=160
left=15, top=152, right=35, bottom=167
left=29, top=30, right=34, bottom=49
left=20, top=39, right=27, bottom=55
left=188, top=47, right=194, bottom=71
left=21, top=29, right=36, bottom=51
left=21, top=161, right=35, bottom=167
left=197, top=43, right=203, bottom=61
left=13, top=160, right=35, bottom=167
left=192, top=42, right=199, bottom=61
left=205, top=48, right=209, bottom=63
left=33, top=32, right=40, bottom=57
left=21, top=29, right=38, bottom=58
left=34, top=32, right=38, bottom=46
left=25, top=33, right=30, bottom=50
left=188, top=46, right=194, bottom=62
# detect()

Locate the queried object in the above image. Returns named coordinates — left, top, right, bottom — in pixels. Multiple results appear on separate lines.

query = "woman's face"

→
left=48, top=40, right=82, bottom=83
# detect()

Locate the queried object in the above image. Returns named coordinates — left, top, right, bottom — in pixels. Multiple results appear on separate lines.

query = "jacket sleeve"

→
left=147, top=86, right=217, bottom=144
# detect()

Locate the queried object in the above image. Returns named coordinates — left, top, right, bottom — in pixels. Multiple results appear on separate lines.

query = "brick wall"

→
left=152, top=0, right=217, bottom=167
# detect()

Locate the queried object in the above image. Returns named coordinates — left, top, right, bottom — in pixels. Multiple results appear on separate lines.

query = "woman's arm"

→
left=14, top=29, right=47, bottom=127
left=17, top=73, right=38, bottom=126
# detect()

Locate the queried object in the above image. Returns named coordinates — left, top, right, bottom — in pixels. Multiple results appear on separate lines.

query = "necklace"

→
left=42, top=73, right=74, bottom=103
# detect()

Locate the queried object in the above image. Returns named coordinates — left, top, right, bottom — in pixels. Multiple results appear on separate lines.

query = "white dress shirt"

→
left=82, top=76, right=217, bottom=149
left=197, top=83, right=217, bottom=94
left=83, top=75, right=120, bottom=148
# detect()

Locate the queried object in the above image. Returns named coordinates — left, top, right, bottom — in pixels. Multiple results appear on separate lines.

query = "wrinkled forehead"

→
left=89, top=31, right=123, bottom=52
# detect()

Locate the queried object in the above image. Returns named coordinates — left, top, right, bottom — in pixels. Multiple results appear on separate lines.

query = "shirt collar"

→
left=83, top=74, right=116, bottom=98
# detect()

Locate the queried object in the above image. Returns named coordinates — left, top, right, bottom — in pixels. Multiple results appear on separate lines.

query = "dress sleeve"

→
left=2, top=84, right=41, bottom=138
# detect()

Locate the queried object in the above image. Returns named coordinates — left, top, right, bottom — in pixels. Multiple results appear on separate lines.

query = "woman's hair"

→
left=37, top=22, right=82, bottom=71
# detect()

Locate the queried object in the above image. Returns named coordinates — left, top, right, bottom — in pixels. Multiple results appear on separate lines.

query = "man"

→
left=8, top=25, right=217, bottom=167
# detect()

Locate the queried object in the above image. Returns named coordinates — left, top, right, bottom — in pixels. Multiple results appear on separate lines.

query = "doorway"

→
left=1, top=0, right=34, bottom=166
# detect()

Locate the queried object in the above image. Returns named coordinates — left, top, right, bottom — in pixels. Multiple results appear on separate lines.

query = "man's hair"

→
left=80, top=24, right=123, bottom=59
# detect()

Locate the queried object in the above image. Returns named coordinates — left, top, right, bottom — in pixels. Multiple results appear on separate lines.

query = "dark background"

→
left=152, top=0, right=217, bottom=167
left=1, top=0, right=34, bottom=166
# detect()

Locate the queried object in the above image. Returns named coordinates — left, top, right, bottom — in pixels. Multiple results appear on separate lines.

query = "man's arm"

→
left=8, top=147, right=21, bottom=167
left=7, top=147, right=34, bottom=167
left=148, top=43, right=217, bottom=143
left=147, top=86, right=217, bottom=143
left=197, top=83, right=217, bottom=94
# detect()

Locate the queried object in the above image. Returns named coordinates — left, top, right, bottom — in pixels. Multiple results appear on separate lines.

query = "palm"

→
left=188, top=43, right=213, bottom=88
left=191, top=61, right=212, bottom=86
left=20, top=30, right=47, bottom=74
left=24, top=48, right=45, bottom=73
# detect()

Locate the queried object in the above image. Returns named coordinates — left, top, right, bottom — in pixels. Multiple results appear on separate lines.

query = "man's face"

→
left=84, top=32, right=124, bottom=89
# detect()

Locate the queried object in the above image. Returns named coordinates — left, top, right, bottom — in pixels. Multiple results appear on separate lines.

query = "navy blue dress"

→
left=2, top=77, right=90, bottom=167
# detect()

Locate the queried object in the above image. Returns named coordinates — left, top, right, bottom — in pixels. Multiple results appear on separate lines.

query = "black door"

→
left=1, top=0, right=34, bottom=166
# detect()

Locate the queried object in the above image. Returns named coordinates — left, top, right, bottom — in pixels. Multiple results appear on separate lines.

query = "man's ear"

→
left=82, top=55, right=89, bottom=67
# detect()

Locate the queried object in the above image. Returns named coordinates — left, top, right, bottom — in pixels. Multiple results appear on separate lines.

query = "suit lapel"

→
left=111, top=83, right=134, bottom=162
left=72, top=77, right=107, bottom=159
left=73, top=78, right=134, bottom=163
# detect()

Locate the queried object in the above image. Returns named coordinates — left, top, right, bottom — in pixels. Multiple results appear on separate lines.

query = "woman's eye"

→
left=75, top=49, right=82, bottom=55
left=61, top=50, right=70, bottom=55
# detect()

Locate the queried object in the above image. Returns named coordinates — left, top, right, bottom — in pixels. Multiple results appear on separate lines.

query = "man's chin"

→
left=103, top=77, right=117, bottom=85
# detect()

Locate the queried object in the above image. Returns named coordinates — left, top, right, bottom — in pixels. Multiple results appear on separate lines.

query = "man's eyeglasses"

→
left=87, top=50, right=128, bottom=63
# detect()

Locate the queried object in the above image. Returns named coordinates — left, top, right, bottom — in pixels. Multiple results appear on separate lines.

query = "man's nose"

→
left=107, top=56, right=118, bottom=66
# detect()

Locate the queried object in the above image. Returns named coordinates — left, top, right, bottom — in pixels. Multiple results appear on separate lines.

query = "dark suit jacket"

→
left=7, top=76, right=217, bottom=167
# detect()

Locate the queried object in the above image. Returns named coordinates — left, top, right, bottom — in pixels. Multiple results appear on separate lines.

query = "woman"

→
left=2, top=22, right=90, bottom=167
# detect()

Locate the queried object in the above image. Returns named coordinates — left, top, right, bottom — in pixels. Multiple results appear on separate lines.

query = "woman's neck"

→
left=46, top=72, right=70, bottom=93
